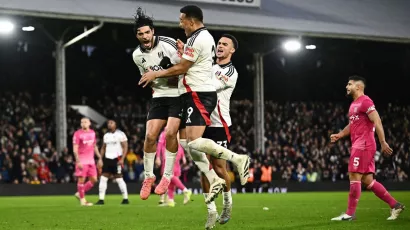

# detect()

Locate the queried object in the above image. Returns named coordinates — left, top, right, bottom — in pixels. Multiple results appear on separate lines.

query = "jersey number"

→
left=211, top=45, right=216, bottom=65
left=353, top=157, right=360, bottom=167
left=217, top=140, right=228, bottom=148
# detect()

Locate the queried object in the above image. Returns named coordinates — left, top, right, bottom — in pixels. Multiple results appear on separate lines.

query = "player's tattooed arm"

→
left=139, top=59, right=194, bottom=88
left=368, top=111, right=393, bottom=155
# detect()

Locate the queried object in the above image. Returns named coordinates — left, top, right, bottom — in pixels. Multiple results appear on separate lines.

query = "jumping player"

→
left=156, top=130, right=192, bottom=207
left=201, top=34, right=239, bottom=226
left=132, top=8, right=182, bottom=200
left=139, top=6, right=250, bottom=210
left=96, top=119, right=129, bottom=205
left=73, top=117, right=102, bottom=206
left=330, top=76, right=405, bottom=221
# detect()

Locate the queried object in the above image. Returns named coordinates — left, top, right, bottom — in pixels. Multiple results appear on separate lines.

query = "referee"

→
left=96, top=119, right=129, bottom=205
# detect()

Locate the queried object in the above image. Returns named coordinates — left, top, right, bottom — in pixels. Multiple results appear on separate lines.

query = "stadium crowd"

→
left=0, top=92, right=409, bottom=185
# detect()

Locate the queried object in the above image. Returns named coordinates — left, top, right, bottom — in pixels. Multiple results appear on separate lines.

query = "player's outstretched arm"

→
left=139, top=59, right=194, bottom=88
left=368, top=111, right=393, bottom=155
left=330, top=124, right=350, bottom=142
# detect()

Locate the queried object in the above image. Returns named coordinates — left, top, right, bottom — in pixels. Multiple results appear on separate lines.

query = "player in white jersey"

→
left=132, top=8, right=182, bottom=200
left=139, top=6, right=250, bottom=228
left=201, top=34, right=239, bottom=226
left=96, top=120, right=129, bottom=205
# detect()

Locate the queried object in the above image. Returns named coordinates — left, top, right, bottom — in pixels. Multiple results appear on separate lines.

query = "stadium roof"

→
left=1, top=0, right=410, bottom=43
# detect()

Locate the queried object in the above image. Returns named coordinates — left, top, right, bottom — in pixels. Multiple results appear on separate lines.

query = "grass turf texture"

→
left=0, top=192, right=409, bottom=230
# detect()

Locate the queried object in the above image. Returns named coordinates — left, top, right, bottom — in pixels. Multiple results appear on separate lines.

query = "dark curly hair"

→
left=133, top=7, right=154, bottom=34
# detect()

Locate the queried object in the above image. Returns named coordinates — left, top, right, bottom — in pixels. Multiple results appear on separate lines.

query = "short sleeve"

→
left=120, top=132, right=128, bottom=142
left=362, top=98, right=376, bottom=114
left=132, top=50, right=145, bottom=75
left=182, top=39, right=201, bottom=62
left=73, top=132, right=79, bottom=145
left=93, top=132, right=97, bottom=145
left=213, top=67, right=238, bottom=91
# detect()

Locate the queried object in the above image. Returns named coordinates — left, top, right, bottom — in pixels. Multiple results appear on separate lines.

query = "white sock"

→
left=183, top=188, right=189, bottom=193
left=143, top=152, right=156, bottom=178
left=188, top=138, right=241, bottom=165
left=159, top=194, right=165, bottom=202
left=180, top=139, right=188, bottom=153
left=223, top=191, right=232, bottom=206
left=115, top=178, right=128, bottom=199
left=99, top=176, right=108, bottom=200
left=203, top=193, right=217, bottom=212
left=190, top=148, right=218, bottom=182
left=164, top=149, right=177, bottom=180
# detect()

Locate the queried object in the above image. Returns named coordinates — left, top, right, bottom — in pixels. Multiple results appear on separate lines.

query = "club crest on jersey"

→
left=142, top=58, right=146, bottom=63
left=158, top=51, right=164, bottom=59
left=354, top=107, right=358, bottom=113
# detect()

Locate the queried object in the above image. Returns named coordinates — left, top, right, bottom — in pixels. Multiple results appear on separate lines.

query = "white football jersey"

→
left=133, top=36, right=181, bottom=98
left=210, top=62, right=238, bottom=127
left=103, top=130, right=128, bottom=159
left=179, top=27, right=216, bottom=94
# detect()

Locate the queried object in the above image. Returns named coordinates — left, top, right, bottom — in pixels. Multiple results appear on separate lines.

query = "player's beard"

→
left=346, top=91, right=353, bottom=99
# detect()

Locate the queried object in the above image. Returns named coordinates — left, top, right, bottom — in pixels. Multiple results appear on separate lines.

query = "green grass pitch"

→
left=0, top=191, right=409, bottom=230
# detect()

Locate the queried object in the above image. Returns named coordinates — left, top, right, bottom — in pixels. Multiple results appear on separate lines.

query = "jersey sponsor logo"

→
left=148, top=65, right=164, bottom=72
left=82, top=140, right=94, bottom=145
left=349, top=115, right=359, bottom=124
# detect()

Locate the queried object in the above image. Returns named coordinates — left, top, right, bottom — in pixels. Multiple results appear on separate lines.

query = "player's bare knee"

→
left=145, top=132, right=157, bottom=146
left=90, top=177, right=98, bottom=184
left=165, top=129, right=177, bottom=141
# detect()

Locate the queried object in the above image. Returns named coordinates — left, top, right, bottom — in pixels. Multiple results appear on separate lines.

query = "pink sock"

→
left=77, top=183, right=85, bottom=199
left=168, top=183, right=175, bottom=200
left=84, top=181, right=94, bottom=193
left=171, top=176, right=186, bottom=191
left=367, top=180, right=397, bottom=208
left=346, top=181, right=361, bottom=216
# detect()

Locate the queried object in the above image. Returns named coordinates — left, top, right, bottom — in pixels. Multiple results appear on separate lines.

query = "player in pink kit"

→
left=156, top=130, right=192, bottom=207
left=73, top=117, right=103, bottom=206
left=331, top=76, right=405, bottom=221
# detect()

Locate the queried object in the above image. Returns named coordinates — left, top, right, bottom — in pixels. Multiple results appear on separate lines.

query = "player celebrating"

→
left=73, top=117, right=102, bottom=206
left=330, top=76, right=405, bottom=221
left=139, top=5, right=250, bottom=207
left=156, top=130, right=192, bottom=207
left=201, top=34, right=239, bottom=226
left=96, top=119, right=129, bottom=205
left=132, top=8, right=182, bottom=200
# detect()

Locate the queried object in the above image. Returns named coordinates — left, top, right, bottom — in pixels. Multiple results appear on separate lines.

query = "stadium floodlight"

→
left=22, top=26, right=35, bottom=32
left=305, top=45, right=316, bottom=50
left=282, top=40, right=301, bottom=52
left=0, top=20, right=14, bottom=35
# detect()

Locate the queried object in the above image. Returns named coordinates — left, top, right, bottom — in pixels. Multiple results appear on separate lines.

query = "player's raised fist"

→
left=381, top=141, right=393, bottom=155
left=330, top=133, right=342, bottom=143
